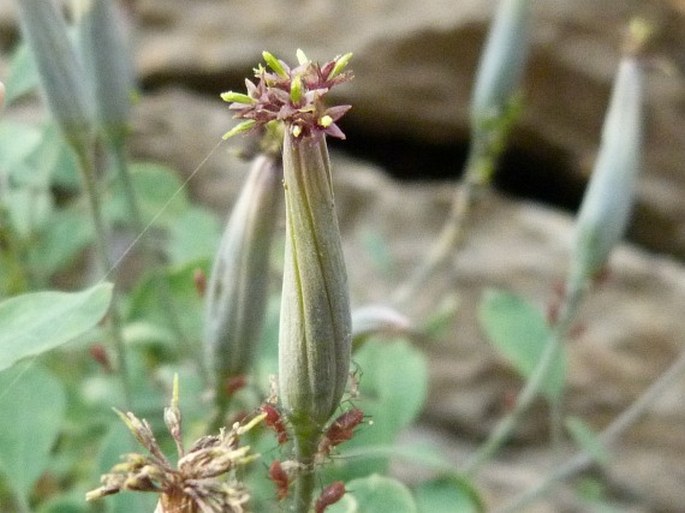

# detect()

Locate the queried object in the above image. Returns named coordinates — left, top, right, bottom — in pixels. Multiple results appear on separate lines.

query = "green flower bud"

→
left=204, top=154, right=281, bottom=407
left=571, top=56, right=643, bottom=287
left=278, top=131, right=352, bottom=432
left=79, top=0, right=136, bottom=146
left=470, top=0, right=531, bottom=129
left=15, top=0, right=95, bottom=151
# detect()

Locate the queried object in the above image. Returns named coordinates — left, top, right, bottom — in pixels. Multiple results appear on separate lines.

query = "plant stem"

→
left=494, top=348, right=685, bottom=513
left=73, top=143, right=132, bottom=408
left=292, top=429, right=318, bottom=513
left=463, top=281, right=585, bottom=475
left=392, top=145, right=486, bottom=307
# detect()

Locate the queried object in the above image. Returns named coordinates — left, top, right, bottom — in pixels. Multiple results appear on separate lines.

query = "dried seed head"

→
left=87, top=379, right=263, bottom=513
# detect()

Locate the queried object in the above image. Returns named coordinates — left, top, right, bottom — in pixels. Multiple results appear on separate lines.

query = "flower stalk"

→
left=394, top=0, right=531, bottom=305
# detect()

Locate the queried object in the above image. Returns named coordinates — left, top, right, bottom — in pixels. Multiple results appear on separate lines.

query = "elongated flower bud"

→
left=15, top=0, right=94, bottom=151
left=221, top=51, right=354, bottom=436
left=570, top=54, right=643, bottom=288
left=279, top=132, right=351, bottom=430
left=0, top=81, right=5, bottom=110
left=471, top=0, right=531, bottom=129
left=79, top=0, right=136, bottom=146
left=204, top=154, right=281, bottom=407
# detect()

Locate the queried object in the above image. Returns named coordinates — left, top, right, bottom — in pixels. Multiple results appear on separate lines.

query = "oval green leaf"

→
left=0, top=283, right=113, bottom=372
left=0, top=364, right=66, bottom=504
left=339, top=474, right=417, bottom=513
left=478, top=288, right=565, bottom=400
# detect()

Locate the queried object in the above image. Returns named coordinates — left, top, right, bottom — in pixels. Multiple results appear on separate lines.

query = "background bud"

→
left=204, top=154, right=281, bottom=410
left=570, top=56, right=643, bottom=287
left=79, top=0, right=137, bottom=146
left=15, top=0, right=95, bottom=150
left=470, top=0, right=531, bottom=129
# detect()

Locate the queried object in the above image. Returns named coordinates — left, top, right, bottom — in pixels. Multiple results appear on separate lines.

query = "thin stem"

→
left=463, top=282, right=585, bottom=475
left=392, top=146, right=485, bottom=307
left=292, top=428, right=319, bottom=513
left=73, top=143, right=132, bottom=408
left=494, top=348, right=685, bottom=513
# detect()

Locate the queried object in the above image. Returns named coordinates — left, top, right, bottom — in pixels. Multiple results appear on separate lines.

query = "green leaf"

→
left=332, top=474, right=417, bottom=513
left=0, top=364, right=66, bottom=504
left=478, top=289, right=565, bottom=400
left=328, top=339, right=427, bottom=479
left=29, top=207, right=94, bottom=278
left=167, top=207, right=220, bottom=264
left=415, top=476, right=484, bottom=513
left=105, top=162, right=189, bottom=228
left=0, top=283, right=113, bottom=371
left=4, top=42, right=40, bottom=104
left=126, top=260, right=209, bottom=349
left=565, top=416, right=610, bottom=467
left=0, top=120, right=42, bottom=171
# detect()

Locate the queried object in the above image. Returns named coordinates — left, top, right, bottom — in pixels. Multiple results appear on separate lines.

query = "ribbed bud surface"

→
left=278, top=132, right=351, bottom=431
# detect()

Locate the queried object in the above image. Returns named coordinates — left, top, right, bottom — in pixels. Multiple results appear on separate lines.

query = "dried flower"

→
left=87, top=376, right=263, bottom=513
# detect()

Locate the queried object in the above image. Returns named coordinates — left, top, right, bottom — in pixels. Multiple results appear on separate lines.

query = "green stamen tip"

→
left=330, top=52, right=353, bottom=79
left=222, top=119, right=257, bottom=139
left=290, top=75, right=303, bottom=104
left=296, top=48, right=309, bottom=66
left=262, top=50, right=288, bottom=78
left=220, top=91, right=255, bottom=104
left=319, top=115, right=333, bottom=128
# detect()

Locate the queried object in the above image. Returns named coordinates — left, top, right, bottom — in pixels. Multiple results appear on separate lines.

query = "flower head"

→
left=221, top=50, right=353, bottom=140
left=87, top=376, right=264, bottom=513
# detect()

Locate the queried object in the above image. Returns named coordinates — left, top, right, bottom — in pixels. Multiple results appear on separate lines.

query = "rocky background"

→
left=1, top=1, right=684, bottom=512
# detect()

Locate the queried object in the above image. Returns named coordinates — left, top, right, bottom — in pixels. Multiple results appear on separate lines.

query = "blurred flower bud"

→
left=278, top=131, right=352, bottom=432
left=470, top=0, right=531, bottom=130
left=15, top=0, right=95, bottom=151
left=204, top=154, right=281, bottom=409
left=570, top=55, right=643, bottom=288
left=0, top=81, right=5, bottom=110
left=79, top=0, right=136, bottom=146
left=351, top=304, right=411, bottom=350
